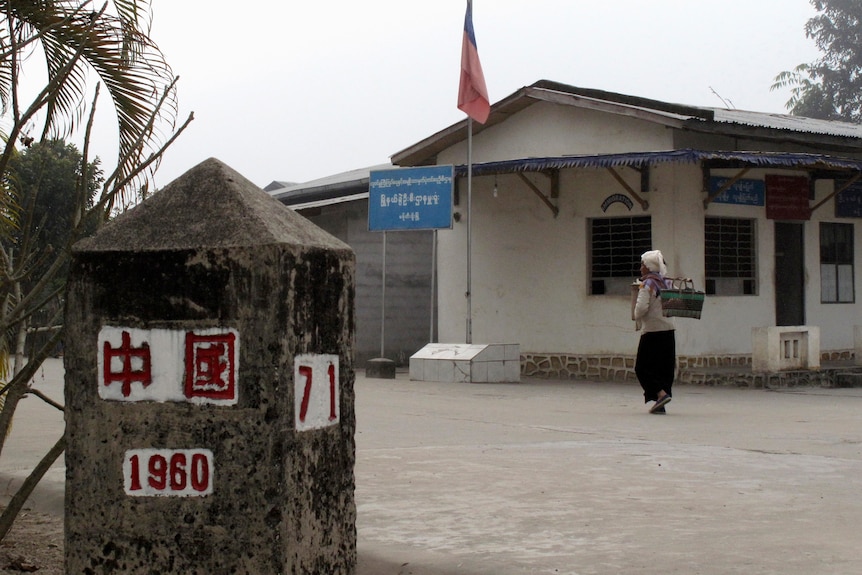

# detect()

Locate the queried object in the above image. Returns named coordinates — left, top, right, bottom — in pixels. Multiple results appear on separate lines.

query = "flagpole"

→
left=381, top=230, right=387, bottom=357
left=458, top=0, right=487, bottom=345
left=431, top=229, right=437, bottom=343
left=466, top=117, right=473, bottom=344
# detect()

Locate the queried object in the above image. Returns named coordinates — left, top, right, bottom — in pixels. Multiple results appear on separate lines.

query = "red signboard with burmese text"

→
left=765, top=174, right=811, bottom=220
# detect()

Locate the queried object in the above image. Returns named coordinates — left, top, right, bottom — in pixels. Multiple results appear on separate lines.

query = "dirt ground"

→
left=0, top=507, right=63, bottom=574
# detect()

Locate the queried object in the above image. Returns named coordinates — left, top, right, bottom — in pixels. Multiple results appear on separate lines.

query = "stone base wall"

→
left=681, top=367, right=834, bottom=388
left=822, top=349, right=855, bottom=363
left=521, top=353, right=640, bottom=382
left=522, top=350, right=857, bottom=387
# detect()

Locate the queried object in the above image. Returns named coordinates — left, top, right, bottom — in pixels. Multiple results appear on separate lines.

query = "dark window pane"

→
left=705, top=217, right=755, bottom=279
left=590, top=216, right=652, bottom=279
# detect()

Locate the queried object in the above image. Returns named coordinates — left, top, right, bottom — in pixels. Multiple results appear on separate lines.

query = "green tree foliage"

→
left=7, top=139, right=102, bottom=285
left=3, top=139, right=102, bottom=354
left=772, top=0, right=862, bottom=121
left=0, top=0, right=180, bottom=200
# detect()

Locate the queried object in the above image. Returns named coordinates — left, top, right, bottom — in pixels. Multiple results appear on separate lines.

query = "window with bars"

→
left=589, top=216, right=652, bottom=295
left=705, top=217, right=756, bottom=295
left=820, top=222, right=854, bottom=303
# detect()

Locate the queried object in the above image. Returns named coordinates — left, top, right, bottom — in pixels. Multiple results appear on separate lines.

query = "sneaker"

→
left=650, top=405, right=666, bottom=414
left=650, top=395, right=672, bottom=413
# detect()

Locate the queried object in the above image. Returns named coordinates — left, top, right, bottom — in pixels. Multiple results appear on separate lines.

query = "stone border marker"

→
left=64, top=158, right=356, bottom=573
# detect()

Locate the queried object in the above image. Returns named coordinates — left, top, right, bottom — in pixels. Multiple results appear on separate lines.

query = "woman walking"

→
left=633, top=250, right=675, bottom=414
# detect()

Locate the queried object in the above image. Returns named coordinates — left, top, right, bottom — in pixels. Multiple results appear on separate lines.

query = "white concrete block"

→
left=453, top=360, right=471, bottom=383
left=752, top=326, right=820, bottom=372
left=409, top=358, right=424, bottom=381
left=409, top=343, right=522, bottom=383
left=433, top=360, right=454, bottom=383
left=504, top=344, right=521, bottom=362
left=471, top=361, right=489, bottom=383
left=424, top=358, right=440, bottom=382
left=480, top=345, right=504, bottom=362
left=486, top=361, right=505, bottom=382
left=505, top=360, right=521, bottom=382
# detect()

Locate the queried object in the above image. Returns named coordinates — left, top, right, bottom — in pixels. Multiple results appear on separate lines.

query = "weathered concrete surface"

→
left=63, top=159, right=356, bottom=574
left=351, top=377, right=862, bottom=575
left=6, top=360, right=862, bottom=574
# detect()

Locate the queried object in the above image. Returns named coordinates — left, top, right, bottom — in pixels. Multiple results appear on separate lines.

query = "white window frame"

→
left=820, top=222, right=854, bottom=304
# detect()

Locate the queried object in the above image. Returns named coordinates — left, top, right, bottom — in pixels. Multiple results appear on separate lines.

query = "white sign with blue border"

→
left=368, top=166, right=454, bottom=231
left=709, top=176, right=765, bottom=206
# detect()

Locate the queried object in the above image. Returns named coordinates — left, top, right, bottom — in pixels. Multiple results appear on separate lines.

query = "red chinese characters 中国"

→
left=103, top=330, right=152, bottom=397
left=184, top=331, right=237, bottom=401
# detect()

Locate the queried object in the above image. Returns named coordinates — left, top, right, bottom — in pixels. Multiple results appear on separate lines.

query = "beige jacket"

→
left=634, top=282, right=675, bottom=333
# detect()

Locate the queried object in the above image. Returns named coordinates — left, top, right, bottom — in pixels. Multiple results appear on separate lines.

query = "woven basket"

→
left=660, top=278, right=705, bottom=319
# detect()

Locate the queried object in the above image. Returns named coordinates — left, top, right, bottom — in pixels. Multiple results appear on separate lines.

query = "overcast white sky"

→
left=121, top=0, right=823, bottom=190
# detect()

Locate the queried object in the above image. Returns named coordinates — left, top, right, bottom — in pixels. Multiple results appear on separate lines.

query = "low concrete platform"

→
left=410, top=343, right=520, bottom=383
left=4, top=359, right=862, bottom=574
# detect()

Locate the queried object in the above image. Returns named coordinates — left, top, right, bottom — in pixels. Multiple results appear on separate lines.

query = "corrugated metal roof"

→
left=263, top=180, right=296, bottom=192
left=287, top=192, right=369, bottom=211
left=269, top=163, right=391, bottom=203
left=710, top=109, right=862, bottom=139
left=392, top=80, right=862, bottom=167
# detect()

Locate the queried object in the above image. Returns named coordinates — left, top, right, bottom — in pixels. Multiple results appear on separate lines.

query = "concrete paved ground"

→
left=4, top=359, right=862, bottom=574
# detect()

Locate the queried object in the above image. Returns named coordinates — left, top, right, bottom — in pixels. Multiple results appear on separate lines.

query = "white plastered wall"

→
left=432, top=101, right=862, bottom=358
left=803, top=177, right=862, bottom=351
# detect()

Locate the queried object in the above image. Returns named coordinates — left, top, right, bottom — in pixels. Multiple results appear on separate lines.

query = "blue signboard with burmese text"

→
left=835, top=180, right=862, bottom=218
left=368, top=166, right=454, bottom=231
left=708, top=176, right=765, bottom=206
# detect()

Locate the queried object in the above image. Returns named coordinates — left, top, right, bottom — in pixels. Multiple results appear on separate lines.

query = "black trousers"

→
left=635, top=330, right=676, bottom=403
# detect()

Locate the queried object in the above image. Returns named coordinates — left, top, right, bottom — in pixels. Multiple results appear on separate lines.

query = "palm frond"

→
left=1, top=1, right=178, bottom=203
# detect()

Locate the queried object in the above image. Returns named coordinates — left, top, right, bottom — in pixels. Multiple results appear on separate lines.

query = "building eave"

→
left=391, top=79, right=862, bottom=168
left=452, top=149, right=862, bottom=177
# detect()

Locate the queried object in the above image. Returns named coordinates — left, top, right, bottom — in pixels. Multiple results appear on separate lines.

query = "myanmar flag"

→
left=457, top=0, right=490, bottom=123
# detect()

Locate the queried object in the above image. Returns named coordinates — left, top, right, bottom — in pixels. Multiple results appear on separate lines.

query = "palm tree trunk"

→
left=0, top=281, right=29, bottom=461
left=12, top=284, right=26, bottom=377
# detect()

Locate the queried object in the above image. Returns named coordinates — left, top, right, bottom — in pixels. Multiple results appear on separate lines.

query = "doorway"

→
left=774, top=222, right=805, bottom=326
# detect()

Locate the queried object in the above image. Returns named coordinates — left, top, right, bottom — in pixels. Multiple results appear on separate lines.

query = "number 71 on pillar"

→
left=294, top=354, right=339, bottom=431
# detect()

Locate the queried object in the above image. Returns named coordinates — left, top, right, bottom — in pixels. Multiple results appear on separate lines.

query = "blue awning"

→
left=454, top=149, right=862, bottom=177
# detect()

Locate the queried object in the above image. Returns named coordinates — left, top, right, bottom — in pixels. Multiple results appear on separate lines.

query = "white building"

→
left=391, top=80, right=862, bottom=380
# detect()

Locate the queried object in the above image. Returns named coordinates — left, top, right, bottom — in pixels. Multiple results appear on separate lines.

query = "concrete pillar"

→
left=64, top=158, right=356, bottom=573
left=752, top=326, right=820, bottom=373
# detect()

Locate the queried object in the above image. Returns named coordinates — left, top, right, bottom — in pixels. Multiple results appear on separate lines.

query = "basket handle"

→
left=668, top=277, right=695, bottom=291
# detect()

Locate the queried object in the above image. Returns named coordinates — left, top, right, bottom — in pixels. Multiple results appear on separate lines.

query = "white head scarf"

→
left=641, top=250, right=667, bottom=276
